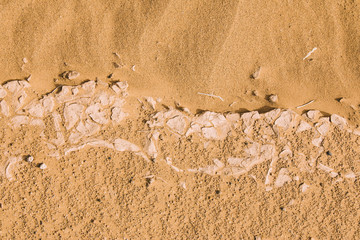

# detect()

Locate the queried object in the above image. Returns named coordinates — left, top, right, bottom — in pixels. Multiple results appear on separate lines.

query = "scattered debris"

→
left=303, top=47, right=317, bottom=60
left=197, top=92, right=224, bottom=101
left=296, top=100, right=315, bottom=109
left=22, top=58, right=28, bottom=64
left=131, top=65, right=136, bottom=71
left=268, top=94, right=278, bottom=103
left=113, top=62, right=120, bottom=68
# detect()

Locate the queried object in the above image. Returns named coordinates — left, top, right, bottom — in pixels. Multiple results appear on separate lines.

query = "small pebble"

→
left=251, top=67, right=261, bottom=79
left=268, top=94, right=278, bottom=103
left=26, top=155, right=34, bottom=163
left=39, top=163, right=47, bottom=169
left=252, top=90, right=259, bottom=96
left=326, top=151, right=332, bottom=156
left=61, top=71, right=80, bottom=80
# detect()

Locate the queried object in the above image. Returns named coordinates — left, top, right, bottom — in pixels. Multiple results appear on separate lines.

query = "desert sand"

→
left=1, top=1, right=360, bottom=239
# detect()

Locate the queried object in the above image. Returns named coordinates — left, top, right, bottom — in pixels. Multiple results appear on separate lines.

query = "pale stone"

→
left=11, top=115, right=29, bottom=128
left=264, top=109, right=281, bottom=123
left=330, top=114, right=347, bottom=128
left=297, top=120, right=312, bottom=132
left=86, top=104, right=108, bottom=125
left=62, top=71, right=80, bottom=80
left=316, top=122, right=330, bottom=136
left=41, top=96, right=55, bottom=113
left=27, top=103, right=44, bottom=118
left=145, top=97, right=156, bottom=109
left=0, top=100, right=10, bottom=116
left=274, top=110, right=292, bottom=130
left=306, top=110, right=321, bottom=121
left=26, top=155, right=34, bottom=163
left=300, top=183, right=310, bottom=192
left=202, top=127, right=218, bottom=139
left=227, top=157, right=243, bottom=166
left=39, top=163, right=47, bottom=169
left=275, top=168, right=292, bottom=187
left=167, top=116, right=187, bottom=135
left=0, top=86, right=7, bottom=98
left=114, top=139, right=140, bottom=152
left=312, top=137, right=323, bottom=147
left=64, top=103, right=84, bottom=129
left=111, top=107, right=128, bottom=123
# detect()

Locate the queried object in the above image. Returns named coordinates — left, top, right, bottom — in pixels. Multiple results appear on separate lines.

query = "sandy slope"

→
left=1, top=1, right=360, bottom=119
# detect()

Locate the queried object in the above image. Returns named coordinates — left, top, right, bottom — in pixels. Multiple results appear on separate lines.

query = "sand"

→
left=1, top=1, right=360, bottom=239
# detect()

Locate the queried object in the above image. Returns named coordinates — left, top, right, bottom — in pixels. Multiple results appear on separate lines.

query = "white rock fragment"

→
left=26, top=155, right=34, bottom=163
left=0, top=86, right=7, bottom=98
left=312, top=137, right=323, bottom=147
left=316, top=122, right=330, bottom=136
left=264, top=109, right=281, bottom=123
left=317, top=163, right=335, bottom=176
left=202, top=127, right=218, bottom=140
left=300, top=183, right=310, bottom=192
left=145, top=97, right=157, bottom=109
left=62, top=71, right=80, bottom=80
left=227, top=157, right=243, bottom=166
left=0, top=100, right=10, bottom=116
left=41, top=96, right=55, bottom=112
left=297, top=120, right=312, bottom=133
left=116, top=81, right=128, bottom=91
left=114, top=139, right=140, bottom=152
left=274, top=110, right=293, bottom=130
left=86, top=104, right=108, bottom=125
left=306, top=110, right=321, bottom=121
left=111, top=107, right=128, bottom=123
left=11, top=115, right=29, bottom=128
left=167, top=115, right=187, bottom=135
left=251, top=67, right=261, bottom=79
left=241, top=111, right=260, bottom=134
left=64, top=103, right=84, bottom=129
left=344, top=171, right=356, bottom=179
left=274, top=168, right=292, bottom=188
left=268, top=94, right=278, bottom=103
left=279, top=146, right=293, bottom=158
left=27, top=102, right=45, bottom=118
left=330, top=114, right=347, bottom=129
left=5, top=156, right=21, bottom=180
left=39, top=163, right=47, bottom=169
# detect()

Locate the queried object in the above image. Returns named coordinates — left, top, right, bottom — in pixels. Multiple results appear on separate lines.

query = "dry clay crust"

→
left=0, top=79, right=359, bottom=192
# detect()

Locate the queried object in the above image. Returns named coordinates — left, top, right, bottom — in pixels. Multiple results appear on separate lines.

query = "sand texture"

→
left=1, top=1, right=360, bottom=239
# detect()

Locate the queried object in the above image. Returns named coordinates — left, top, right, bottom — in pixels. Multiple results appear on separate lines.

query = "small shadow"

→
left=254, top=106, right=275, bottom=114
left=234, top=108, right=250, bottom=114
